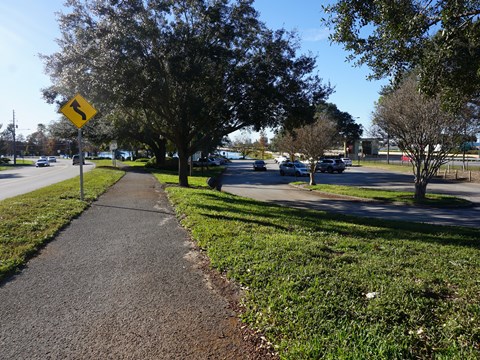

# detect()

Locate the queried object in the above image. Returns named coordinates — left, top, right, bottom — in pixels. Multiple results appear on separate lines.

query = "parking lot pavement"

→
left=221, top=160, right=480, bottom=228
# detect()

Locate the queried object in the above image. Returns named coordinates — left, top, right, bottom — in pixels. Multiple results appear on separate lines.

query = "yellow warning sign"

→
left=60, top=94, right=98, bottom=129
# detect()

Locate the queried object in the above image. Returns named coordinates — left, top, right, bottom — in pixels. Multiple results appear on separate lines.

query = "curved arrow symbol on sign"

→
left=70, top=99, right=87, bottom=120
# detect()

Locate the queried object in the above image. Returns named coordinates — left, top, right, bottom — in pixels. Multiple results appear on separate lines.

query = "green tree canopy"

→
left=316, top=102, right=363, bottom=141
left=316, top=102, right=363, bottom=155
left=43, top=0, right=331, bottom=186
left=323, top=0, right=480, bottom=110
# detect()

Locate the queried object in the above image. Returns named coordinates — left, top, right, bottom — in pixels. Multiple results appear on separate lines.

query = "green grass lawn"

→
left=147, top=166, right=225, bottom=187
left=355, top=160, right=413, bottom=173
left=0, top=159, right=34, bottom=170
left=301, top=183, right=472, bottom=208
left=0, top=164, right=124, bottom=279
left=357, top=159, right=480, bottom=174
left=2, top=162, right=479, bottom=358
left=151, top=171, right=480, bottom=359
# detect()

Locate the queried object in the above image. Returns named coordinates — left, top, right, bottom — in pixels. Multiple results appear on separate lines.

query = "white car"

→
left=47, top=156, right=56, bottom=163
left=274, top=155, right=288, bottom=163
left=341, top=157, right=352, bottom=166
left=35, top=158, right=50, bottom=167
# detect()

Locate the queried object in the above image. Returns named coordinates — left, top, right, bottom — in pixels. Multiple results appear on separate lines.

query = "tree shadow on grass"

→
left=191, top=191, right=480, bottom=250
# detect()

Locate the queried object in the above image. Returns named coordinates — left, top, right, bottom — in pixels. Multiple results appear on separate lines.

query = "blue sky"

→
left=0, top=0, right=386, bottom=140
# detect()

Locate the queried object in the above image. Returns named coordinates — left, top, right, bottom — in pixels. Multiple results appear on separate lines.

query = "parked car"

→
left=212, top=156, right=228, bottom=165
left=35, top=158, right=50, bottom=167
left=72, top=155, right=85, bottom=165
left=253, top=160, right=267, bottom=171
left=316, top=159, right=346, bottom=173
left=47, top=156, right=57, bottom=163
left=274, top=155, right=288, bottom=163
left=193, top=157, right=217, bottom=166
left=279, top=161, right=309, bottom=177
left=278, top=158, right=301, bottom=167
left=341, top=157, right=352, bottom=166
left=208, top=157, right=222, bottom=166
left=0, top=156, right=10, bottom=164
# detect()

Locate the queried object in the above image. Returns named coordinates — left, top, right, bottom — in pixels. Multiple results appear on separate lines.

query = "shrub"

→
left=145, top=156, right=179, bottom=170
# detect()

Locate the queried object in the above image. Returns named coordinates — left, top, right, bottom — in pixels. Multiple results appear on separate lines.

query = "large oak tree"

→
left=315, top=102, right=363, bottom=156
left=323, top=0, right=480, bottom=110
left=43, top=0, right=330, bottom=186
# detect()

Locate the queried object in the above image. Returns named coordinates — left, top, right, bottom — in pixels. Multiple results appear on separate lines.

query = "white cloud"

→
left=302, top=28, right=331, bottom=42
left=0, top=25, right=27, bottom=48
left=0, top=3, right=30, bottom=55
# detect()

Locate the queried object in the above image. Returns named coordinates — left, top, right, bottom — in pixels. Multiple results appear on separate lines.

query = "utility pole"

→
left=12, top=110, right=17, bottom=165
left=386, top=133, right=390, bottom=164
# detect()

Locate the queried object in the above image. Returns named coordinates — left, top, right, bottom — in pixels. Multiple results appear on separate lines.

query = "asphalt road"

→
left=0, top=158, right=94, bottom=201
left=221, top=160, right=480, bottom=228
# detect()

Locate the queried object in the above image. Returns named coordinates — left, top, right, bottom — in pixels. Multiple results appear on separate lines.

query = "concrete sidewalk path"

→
left=0, top=170, right=268, bottom=359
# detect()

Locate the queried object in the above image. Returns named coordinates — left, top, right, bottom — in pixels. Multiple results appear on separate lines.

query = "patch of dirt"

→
left=184, top=242, right=279, bottom=360
left=436, top=169, right=480, bottom=183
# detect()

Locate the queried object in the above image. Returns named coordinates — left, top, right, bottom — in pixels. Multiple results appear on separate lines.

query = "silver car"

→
left=316, top=159, right=346, bottom=173
left=279, top=162, right=309, bottom=177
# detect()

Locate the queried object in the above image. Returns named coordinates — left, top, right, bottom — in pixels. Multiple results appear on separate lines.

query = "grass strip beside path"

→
left=356, top=160, right=413, bottom=173
left=153, top=172, right=480, bottom=359
left=0, top=159, right=35, bottom=170
left=0, top=164, right=124, bottom=280
left=300, top=183, right=472, bottom=208
left=146, top=166, right=225, bottom=187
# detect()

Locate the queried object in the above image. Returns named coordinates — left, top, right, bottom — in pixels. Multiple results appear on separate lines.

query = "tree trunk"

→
left=178, top=149, right=190, bottom=187
left=158, top=138, right=167, bottom=163
left=151, top=139, right=166, bottom=166
left=414, top=181, right=427, bottom=200
left=309, top=163, right=316, bottom=185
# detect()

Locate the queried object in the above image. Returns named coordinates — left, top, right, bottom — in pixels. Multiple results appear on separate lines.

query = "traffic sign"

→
left=60, top=94, right=98, bottom=128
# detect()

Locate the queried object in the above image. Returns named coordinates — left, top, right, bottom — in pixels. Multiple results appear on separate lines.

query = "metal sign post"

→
left=110, top=141, right=118, bottom=167
left=60, top=94, right=97, bottom=201
left=78, top=129, right=84, bottom=200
